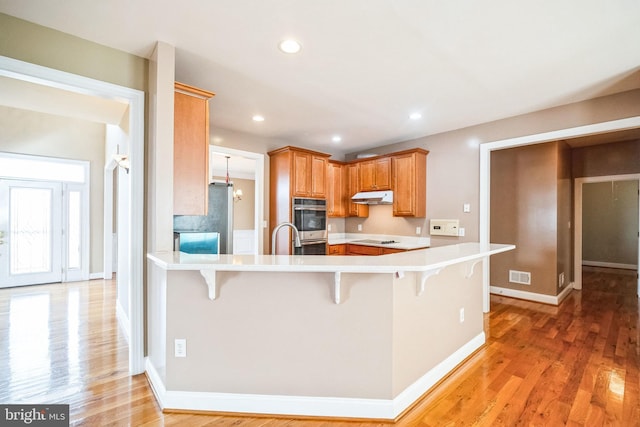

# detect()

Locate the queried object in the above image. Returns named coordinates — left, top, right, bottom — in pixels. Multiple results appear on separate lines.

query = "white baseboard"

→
left=89, top=272, right=104, bottom=280
left=583, top=261, right=637, bottom=270
left=116, top=299, right=130, bottom=344
left=490, top=284, right=574, bottom=306
left=144, top=332, right=485, bottom=420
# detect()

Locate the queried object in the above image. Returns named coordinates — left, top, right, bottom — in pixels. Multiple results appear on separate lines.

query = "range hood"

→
left=351, top=190, right=393, bottom=205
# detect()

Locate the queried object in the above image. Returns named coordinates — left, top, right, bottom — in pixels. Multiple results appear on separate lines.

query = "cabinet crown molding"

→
left=175, top=81, right=215, bottom=99
left=267, top=146, right=331, bottom=158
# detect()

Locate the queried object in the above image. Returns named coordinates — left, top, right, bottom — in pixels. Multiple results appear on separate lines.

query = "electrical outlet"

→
left=458, top=227, right=465, bottom=237
left=459, top=308, right=465, bottom=323
left=416, top=226, right=421, bottom=235
left=357, top=224, right=363, bottom=231
left=463, top=203, right=471, bottom=213
left=328, top=223, right=332, bottom=232
left=174, top=339, right=187, bottom=358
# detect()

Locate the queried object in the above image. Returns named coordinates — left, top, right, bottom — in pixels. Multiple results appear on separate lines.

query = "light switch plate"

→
left=175, top=339, right=187, bottom=357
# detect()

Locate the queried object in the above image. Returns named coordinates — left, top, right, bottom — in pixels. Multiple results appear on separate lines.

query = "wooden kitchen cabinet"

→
left=392, top=149, right=428, bottom=217
left=381, top=247, right=406, bottom=254
left=290, top=148, right=329, bottom=198
left=327, top=161, right=347, bottom=217
left=268, top=146, right=331, bottom=254
left=359, top=157, right=391, bottom=191
left=346, top=244, right=382, bottom=256
left=346, top=163, right=369, bottom=217
left=173, top=82, right=215, bottom=216
left=328, top=244, right=346, bottom=255
left=345, top=244, right=412, bottom=255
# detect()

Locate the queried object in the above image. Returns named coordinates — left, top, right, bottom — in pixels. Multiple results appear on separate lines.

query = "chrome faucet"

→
left=271, top=222, right=302, bottom=255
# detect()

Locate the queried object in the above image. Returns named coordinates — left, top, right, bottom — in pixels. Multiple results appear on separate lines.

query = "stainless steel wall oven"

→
left=292, top=197, right=327, bottom=255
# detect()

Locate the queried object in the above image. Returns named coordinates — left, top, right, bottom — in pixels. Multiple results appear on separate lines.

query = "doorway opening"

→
left=210, top=146, right=265, bottom=254
left=574, top=174, right=640, bottom=296
left=0, top=55, right=145, bottom=374
left=480, top=116, right=640, bottom=312
left=0, top=153, right=90, bottom=287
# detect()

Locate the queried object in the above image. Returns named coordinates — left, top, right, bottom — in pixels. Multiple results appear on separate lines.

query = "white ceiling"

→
left=1, top=1, right=639, bottom=155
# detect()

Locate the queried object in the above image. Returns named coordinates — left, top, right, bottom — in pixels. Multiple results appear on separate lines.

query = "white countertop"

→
left=328, top=233, right=430, bottom=250
left=148, top=242, right=515, bottom=274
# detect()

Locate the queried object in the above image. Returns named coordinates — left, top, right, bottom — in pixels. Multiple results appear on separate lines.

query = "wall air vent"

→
left=509, top=270, right=531, bottom=285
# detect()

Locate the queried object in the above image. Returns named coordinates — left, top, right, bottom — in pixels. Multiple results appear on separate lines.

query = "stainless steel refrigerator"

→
left=173, top=182, right=234, bottom=254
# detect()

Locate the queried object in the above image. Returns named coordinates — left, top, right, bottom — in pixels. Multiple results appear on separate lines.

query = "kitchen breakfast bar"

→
left=146, top=242, right=514, bottom=421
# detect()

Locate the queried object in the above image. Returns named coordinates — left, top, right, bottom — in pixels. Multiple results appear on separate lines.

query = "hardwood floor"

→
left=0, top=268, right=638, bottom=426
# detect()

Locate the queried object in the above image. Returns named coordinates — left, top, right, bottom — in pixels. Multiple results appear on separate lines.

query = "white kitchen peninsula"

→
left=146, top=243, right=514, bottom=420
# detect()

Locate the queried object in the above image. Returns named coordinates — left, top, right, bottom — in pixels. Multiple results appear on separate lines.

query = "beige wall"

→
left=160, top=262, right=483, bottom=402
left=165, top=270, right=394, bottom=397
left=0, top=13, right=147, bottom=92
left=490, top=142, right=559, bottom=296
left=572, top=139, right=640, bottom=178
left=583, top=180, right=639, bottom=266
left=0, top=105, right=105, bottom=273
left=231, top=178, right=255, bottom=230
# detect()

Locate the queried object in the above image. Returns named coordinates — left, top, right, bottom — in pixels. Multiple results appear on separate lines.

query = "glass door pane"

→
left=10, top=187, right=53, bottom=274
left=67, top=190, right=81, bottom=270
left=0, top=179, right=62, bottom=287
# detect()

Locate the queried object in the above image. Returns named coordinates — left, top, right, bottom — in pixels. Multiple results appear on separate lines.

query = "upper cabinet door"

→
left=311, top=156, right=327, bottom=198
left=359, top=157, right=391, bottom=191
left=173, top=82, right=215, bottom=216
left=392, top=150, right=427, bottom=217
left=291, top=151, right=328, bottom=198
left=292, top=151, right=312, bottom=197
left=327, top=161, right=346, bottom=217
left=347, top=163, right=368, bottom=217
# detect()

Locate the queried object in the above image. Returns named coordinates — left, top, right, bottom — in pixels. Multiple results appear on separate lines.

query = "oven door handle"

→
left=299, top=240, right=327, bottom=245
left=293, top=206, right=326, bottom=211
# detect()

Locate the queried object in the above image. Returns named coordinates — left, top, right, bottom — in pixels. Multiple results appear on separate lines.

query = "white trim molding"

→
left=491, top=283, right=574, bottom=306
left=144, top=333, right=485, bottom=420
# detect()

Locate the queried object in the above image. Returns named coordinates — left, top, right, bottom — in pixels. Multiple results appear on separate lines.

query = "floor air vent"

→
left=509, top=270, right=531, bottom=285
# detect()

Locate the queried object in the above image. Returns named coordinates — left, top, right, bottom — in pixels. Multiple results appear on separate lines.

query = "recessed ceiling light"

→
left=279, top=39, right=302, bottom=54
left=252, top=115, right=265, bottom=122
left=409, top=112, right=422, bottom=120
left=332, top=135, right=342, bottom=143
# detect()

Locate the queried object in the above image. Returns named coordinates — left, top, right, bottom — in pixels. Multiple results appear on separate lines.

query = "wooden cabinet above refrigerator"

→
left=173, top=82, right=215, bottom=216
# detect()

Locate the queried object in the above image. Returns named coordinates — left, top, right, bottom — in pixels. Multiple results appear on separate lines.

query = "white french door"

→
left=0, top=179, right=63, bottom=287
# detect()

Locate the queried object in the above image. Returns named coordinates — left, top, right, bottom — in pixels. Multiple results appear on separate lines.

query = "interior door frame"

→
left=574, top=174, right=640, bottom=295
left=480, top=116, right=640, bottom=312
left=0, top=55, right=146, bottom=375
left=210, top=146, right=266, bottom=254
